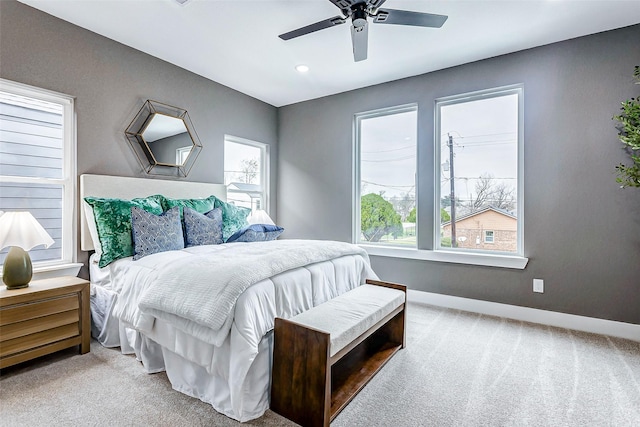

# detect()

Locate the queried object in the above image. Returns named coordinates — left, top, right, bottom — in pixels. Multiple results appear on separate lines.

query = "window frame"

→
left=434, top=84, right=525, bottom=258
left=223, top=135, right=270, bottom=214
left=352, top=103, right=418, bottom=246
left=0, top=78, right=79, bottom=275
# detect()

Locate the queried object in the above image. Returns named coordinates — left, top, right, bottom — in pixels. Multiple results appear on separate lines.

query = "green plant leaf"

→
left=613, top=66, right=640, bottom=188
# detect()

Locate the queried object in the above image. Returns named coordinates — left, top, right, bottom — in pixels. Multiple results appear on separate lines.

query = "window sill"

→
left=0, top=262, right=83, bottom=282
left=359, top=245, right=528, bottom=269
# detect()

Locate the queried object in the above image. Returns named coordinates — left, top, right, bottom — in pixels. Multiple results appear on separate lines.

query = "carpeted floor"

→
left=1, top=302, right=639, bottom=426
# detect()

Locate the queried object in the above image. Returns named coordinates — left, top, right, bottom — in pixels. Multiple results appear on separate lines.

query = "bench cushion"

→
left=289, top=284, right=405, bottom=357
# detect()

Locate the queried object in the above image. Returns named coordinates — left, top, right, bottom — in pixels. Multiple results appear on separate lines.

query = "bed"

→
left=80, top=174, right=378, bottom=422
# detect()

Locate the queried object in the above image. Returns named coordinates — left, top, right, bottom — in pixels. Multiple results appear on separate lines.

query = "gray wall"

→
left=279, top=25, right=640, bottom=325
left=0, top=0, right=278, bottom=275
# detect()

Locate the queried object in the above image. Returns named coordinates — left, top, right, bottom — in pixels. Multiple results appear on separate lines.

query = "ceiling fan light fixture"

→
left=295, top=64, right=310, bottom=73
left=352, top=3, right=368, bottom=28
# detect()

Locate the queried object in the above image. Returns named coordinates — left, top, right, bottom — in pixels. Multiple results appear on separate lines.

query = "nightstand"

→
left=0, top=276, right=90, bottom=369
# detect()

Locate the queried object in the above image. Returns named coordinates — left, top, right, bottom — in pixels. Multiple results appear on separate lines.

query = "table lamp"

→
left=0, top=211, right=55, bottom=290
left=247, top=209, right=275, bottom=225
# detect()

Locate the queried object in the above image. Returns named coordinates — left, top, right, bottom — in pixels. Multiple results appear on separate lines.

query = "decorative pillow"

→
left=214, top=199, right=251, bottom=242
left=163, top=195, right=219, bottom=217
left=183, top=207, right=224, bottom=247
left=84, top=195, right=165, bottom=267
left=131, top=206, right=184, bottom=260
left=226, top=223, right=284, bottom=243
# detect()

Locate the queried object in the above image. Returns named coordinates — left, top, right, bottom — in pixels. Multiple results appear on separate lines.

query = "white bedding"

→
left=132, top=240, right=369, bottom=345
left=90, top=241, right=377, bottom=421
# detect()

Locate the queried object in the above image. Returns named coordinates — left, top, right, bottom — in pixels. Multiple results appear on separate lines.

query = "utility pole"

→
left=448, top=134, right=456, bottom=248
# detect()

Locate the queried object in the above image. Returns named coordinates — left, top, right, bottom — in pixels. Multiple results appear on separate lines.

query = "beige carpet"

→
left=1, top=302, right=639, bottom=426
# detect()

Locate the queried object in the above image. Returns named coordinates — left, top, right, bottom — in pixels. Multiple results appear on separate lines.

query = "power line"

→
left=362, top=143, right=415, bottom=154
left=441, top=139, right=516, bottom=147
left=458, top=141, right=516, bottom=148
left=362, top=179, right=415, bottom=190
left=441, top=131, right=516, bottom=139
left=441, top=175, right=517, bottom=181
left=451, top=176, right=517, bottom=180
left=362, top=154, right=415, bottom=163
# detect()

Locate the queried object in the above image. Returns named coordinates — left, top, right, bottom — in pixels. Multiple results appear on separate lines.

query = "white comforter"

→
left=136, top=240, right=370, bottom=345
left=103, top=240, right=377, bottom=421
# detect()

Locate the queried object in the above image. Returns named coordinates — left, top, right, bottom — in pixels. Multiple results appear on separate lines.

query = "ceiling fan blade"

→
left=373, top=8, right=448, bottom=28
left=279, top=16, right=346, bottom=40
left=366, top=0, right=388, bottom=12
left=350, top=22, right=368, bottom=62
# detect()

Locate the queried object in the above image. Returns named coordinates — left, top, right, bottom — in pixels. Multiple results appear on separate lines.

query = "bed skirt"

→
left=90, top=288, right=272, bottom=421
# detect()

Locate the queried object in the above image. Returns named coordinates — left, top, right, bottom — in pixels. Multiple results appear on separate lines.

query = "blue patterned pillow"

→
left=183, top=207, right=224, bottom=247
left=131, top=206, right=184, bottom=260
left=226, top=224, right=284, bottom=243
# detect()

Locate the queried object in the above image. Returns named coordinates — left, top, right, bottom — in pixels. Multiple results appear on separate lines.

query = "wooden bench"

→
left=271, top=279, right=407, bottom=427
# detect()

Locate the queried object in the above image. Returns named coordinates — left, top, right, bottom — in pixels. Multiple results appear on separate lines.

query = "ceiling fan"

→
left=278, top=0, right=448, bottom=62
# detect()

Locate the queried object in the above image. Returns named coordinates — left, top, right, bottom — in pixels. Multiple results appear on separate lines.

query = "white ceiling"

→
left=18, top=0, right=640, bottom=107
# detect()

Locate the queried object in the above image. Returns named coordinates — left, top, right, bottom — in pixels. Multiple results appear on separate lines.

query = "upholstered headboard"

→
left=80, top=174, right=227, bottom=251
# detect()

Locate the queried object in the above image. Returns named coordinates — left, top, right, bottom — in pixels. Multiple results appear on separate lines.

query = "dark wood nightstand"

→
left=0, top=276, right=90, bottom=369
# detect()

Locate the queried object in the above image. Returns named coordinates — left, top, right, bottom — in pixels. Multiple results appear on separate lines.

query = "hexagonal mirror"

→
left=125, top=100, right=202, bottom=177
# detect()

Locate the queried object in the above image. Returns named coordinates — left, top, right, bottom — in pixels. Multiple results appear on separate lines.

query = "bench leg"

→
left=271, top=318, right=331, bottom=427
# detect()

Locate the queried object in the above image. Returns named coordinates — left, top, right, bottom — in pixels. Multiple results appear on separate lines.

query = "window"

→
left=176, top=146, right=191, bottom=165
left=354, top=105, right=417, bottom=247
left=0, top=79, right=77, bottom=270
left=354, top=87, right=526, bottom=268
left=223, top=135, right=269, bottom=212
left=484, top=230, right=495, bottom=243
left=436, top=85, right=523, bottom=255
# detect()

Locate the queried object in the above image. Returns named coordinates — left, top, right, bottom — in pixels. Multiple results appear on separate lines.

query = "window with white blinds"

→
left=0, top=79, right=76, bottom=268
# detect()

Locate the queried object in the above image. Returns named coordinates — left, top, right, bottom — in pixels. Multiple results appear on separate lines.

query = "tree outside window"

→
left=355, top=105, right=417, bottom=247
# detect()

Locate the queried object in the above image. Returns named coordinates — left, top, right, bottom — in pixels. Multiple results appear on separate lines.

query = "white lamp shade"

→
left=247, top=209, right=275, bottom=226
left=0, top=211, right=55, bottom=251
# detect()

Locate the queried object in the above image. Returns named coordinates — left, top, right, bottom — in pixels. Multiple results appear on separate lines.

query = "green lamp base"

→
left=3, top=246, right=33, bottom=290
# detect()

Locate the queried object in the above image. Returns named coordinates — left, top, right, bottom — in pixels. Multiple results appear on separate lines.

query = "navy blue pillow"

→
left=183, top=207, right=224, bottom=247
left=131, top=206, right=184, bottom=260
left=226, top=223, right=284, bottom=243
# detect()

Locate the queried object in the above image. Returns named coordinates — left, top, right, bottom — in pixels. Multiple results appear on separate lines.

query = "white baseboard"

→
left=408, top=290, right=640, bottom=342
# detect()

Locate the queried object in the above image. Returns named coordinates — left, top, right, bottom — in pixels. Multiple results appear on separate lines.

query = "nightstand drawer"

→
left=0, top=323, right=80, bottom=358
left=0, top=310, right=80, bottom=341
left=0, top=294, right=79, bottom=326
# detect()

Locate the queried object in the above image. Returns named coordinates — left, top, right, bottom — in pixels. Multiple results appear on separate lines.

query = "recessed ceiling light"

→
left=295, top=65, right=310, bottom=73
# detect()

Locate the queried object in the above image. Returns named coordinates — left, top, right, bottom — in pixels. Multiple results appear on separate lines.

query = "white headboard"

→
left=80, top=174, right=227, bottom=251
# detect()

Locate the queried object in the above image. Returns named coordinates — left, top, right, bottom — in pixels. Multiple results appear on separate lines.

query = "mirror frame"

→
left=125, top=100, right=202, bottom=177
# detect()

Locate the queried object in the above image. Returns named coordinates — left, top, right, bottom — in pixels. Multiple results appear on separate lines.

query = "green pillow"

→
left=163, top=195, right=219, bottom=217
left=214, top=199, right=251, bottom=242
left=84, top=195, right=165, bottom=267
